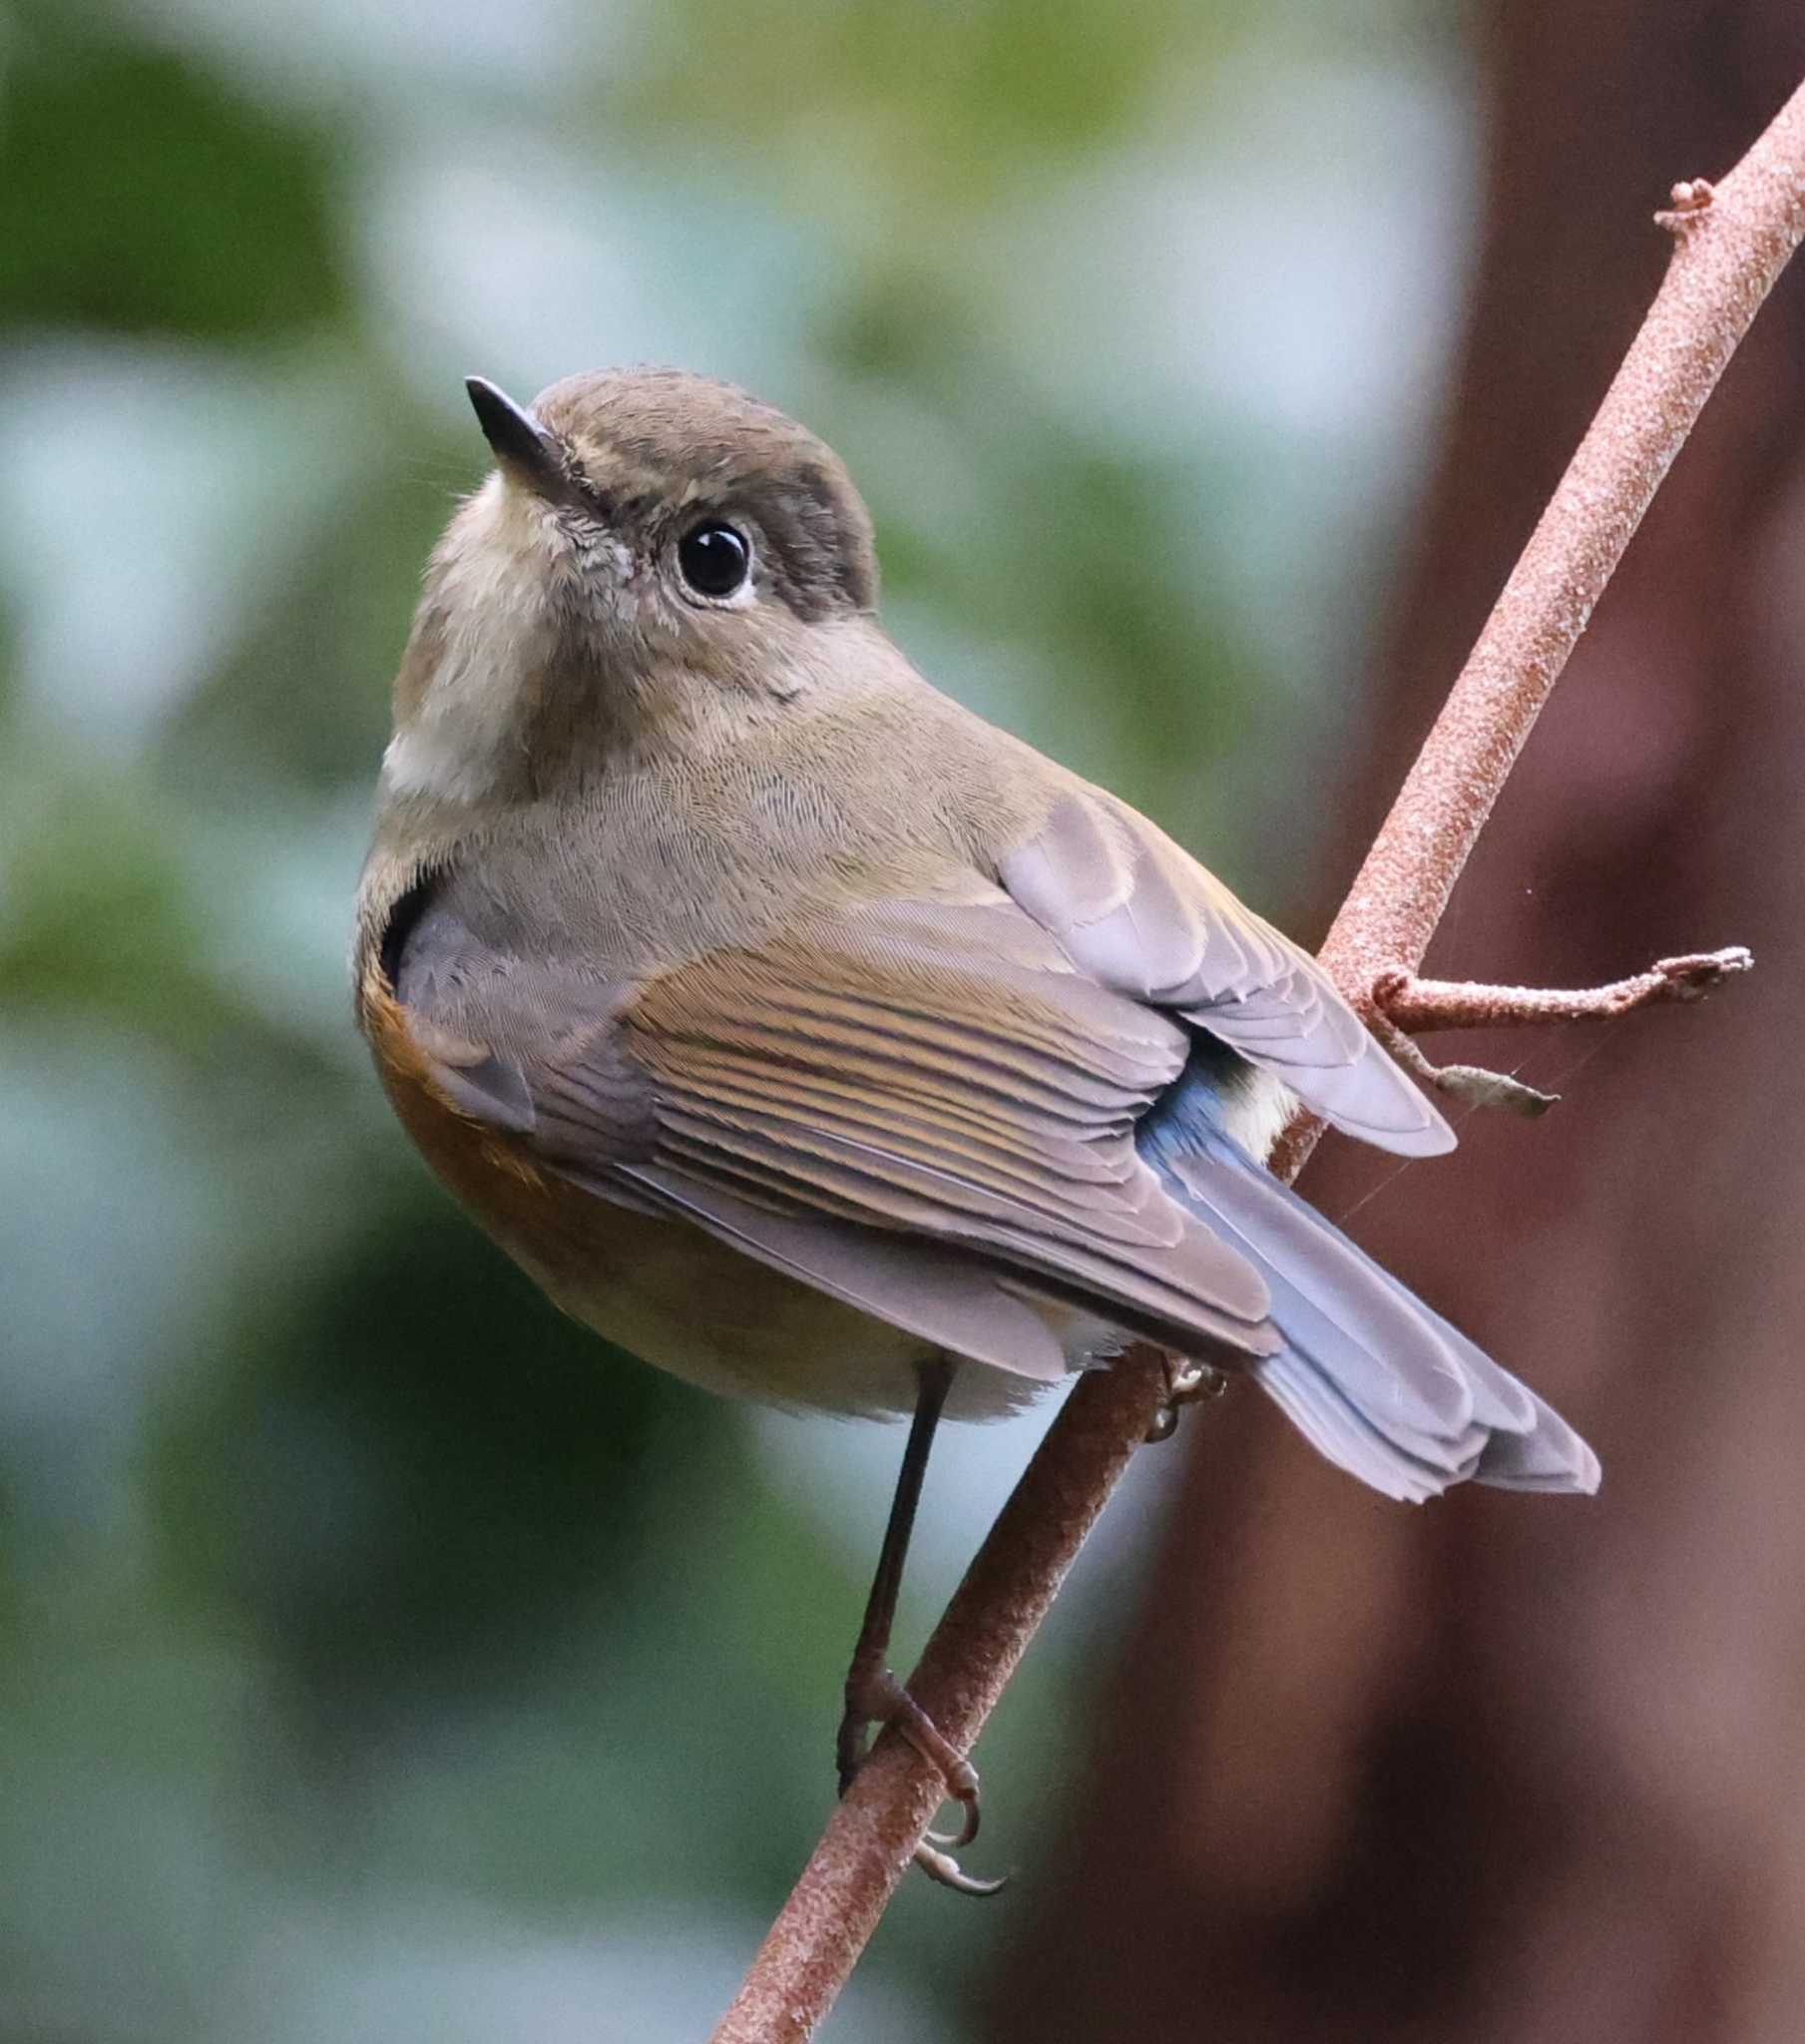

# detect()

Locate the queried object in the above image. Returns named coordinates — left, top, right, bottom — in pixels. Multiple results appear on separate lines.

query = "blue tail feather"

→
left=1137, top=1069, right=1599, bottom=1503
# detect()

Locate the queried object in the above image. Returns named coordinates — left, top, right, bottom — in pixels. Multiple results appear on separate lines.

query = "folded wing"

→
left=1000, top=786, right=1454, bottom=1156
left=389, top=881, right=1279, bottom=1382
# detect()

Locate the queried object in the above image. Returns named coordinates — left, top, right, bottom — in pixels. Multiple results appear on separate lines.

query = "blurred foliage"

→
left=0, top=13, right=346, bottom=338
left=0, top=0, right=1472, bottom=2036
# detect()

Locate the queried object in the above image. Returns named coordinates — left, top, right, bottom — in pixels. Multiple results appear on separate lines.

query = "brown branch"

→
left=1354, top=947, right=1757, bottom=1120
left=710, top=1354, right=1166, bottom=2044
left=709, top=76, right=1805, bottom=2044
left=1374, top=947, right=1754, bottom=1033
left=1275, top=83, right=1805, bottom=1177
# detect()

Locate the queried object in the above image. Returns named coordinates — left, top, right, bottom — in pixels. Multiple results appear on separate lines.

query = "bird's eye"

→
left=677, top=520, right=751, bottom=600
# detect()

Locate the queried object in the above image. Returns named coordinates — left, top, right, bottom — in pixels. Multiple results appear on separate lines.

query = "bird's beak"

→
left=465, top=376, right=565, bottom=496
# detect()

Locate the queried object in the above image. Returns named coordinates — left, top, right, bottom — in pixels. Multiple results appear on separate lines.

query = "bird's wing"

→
left=998, top=785, right=1453, bottom=1156
left=385, top=880, right=1277, bottom=1374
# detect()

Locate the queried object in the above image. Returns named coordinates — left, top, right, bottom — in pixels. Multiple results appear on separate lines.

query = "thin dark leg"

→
left=835, top=1356, right=1004, bottom=1897
left=835, top=1356, right=953, bottom=1795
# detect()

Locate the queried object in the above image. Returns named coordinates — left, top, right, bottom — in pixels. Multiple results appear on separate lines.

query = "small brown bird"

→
left=356, top=369, right=1597, bottom=1888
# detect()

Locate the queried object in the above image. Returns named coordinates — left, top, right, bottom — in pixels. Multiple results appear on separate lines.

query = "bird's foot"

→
left=837, top=1666, right=1007, bottom=1896
left=1145, top=1355, right=1228, bottom=1443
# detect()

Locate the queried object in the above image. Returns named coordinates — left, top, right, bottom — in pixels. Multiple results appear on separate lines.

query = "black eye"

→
left=677, top=520, right=751, bottom=599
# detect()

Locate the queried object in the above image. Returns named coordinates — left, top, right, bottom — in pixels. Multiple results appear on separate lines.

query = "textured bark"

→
left=990, top=7, right=1805, bottom=2042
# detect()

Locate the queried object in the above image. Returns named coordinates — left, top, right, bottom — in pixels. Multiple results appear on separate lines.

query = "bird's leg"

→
left=834, top=1357, right=956, bottom=1801
left=836, top=1356, right=1004, bottom=1896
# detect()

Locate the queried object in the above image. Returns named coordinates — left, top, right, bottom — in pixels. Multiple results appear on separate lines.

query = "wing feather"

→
left=1000, top=787, right=1454, bottom=1156
left=392, top=880, right=1278, bottom=1370
left=623, top=916, right=1276, bottom=1351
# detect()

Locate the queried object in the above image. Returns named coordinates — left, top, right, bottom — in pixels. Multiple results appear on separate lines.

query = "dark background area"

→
left=1, top=1, right=1798, bottom=2038
left=997, top=6, right=1805, bottom=2040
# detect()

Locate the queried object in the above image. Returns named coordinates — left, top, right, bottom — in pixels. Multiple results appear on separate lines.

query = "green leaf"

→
left=0, top=26, right=347, bottom=340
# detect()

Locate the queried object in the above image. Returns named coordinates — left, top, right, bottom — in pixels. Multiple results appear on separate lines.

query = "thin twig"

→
left=1276, top=84, right=1805, bottom=1177
left=1360, top=947, right=1755, bottom=1118
left=1374, top=947, right=1753, bottom=1033
left=710, top=76, right=1805, bottom=2044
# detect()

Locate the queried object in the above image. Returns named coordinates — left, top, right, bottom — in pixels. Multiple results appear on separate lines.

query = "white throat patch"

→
left=382, top=475, right=559, bottom=804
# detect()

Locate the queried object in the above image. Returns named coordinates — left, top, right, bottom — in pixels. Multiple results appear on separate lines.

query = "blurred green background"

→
left=0, top=0, right=1477, bottom=2036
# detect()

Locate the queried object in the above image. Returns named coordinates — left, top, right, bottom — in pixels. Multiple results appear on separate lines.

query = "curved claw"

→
left=840, top=1668, right=995, bottom=1885
left=912, top=1837, right=1010, bottom=1896
left=1146, top=1358, right=1227, bottom=1443
left=924, top=1786, right=981, bottom=1850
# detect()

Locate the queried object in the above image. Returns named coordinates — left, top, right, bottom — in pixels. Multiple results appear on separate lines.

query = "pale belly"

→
left=506, top=1196, right=1067, bottom=1423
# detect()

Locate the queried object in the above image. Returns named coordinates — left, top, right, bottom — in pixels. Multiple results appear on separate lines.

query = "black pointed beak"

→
left=465, top=376, right=565, bottom=494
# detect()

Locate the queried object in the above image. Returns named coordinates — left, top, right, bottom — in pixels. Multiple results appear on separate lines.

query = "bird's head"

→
left=382, top=368, right=880, bottom=807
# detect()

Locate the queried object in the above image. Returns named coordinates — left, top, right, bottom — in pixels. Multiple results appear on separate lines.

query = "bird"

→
left=355, top=367, right=1599, bottom=1890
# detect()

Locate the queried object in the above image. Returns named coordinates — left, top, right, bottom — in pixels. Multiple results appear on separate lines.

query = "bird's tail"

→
left=1148, top=1125, right=1598, bottom=1503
